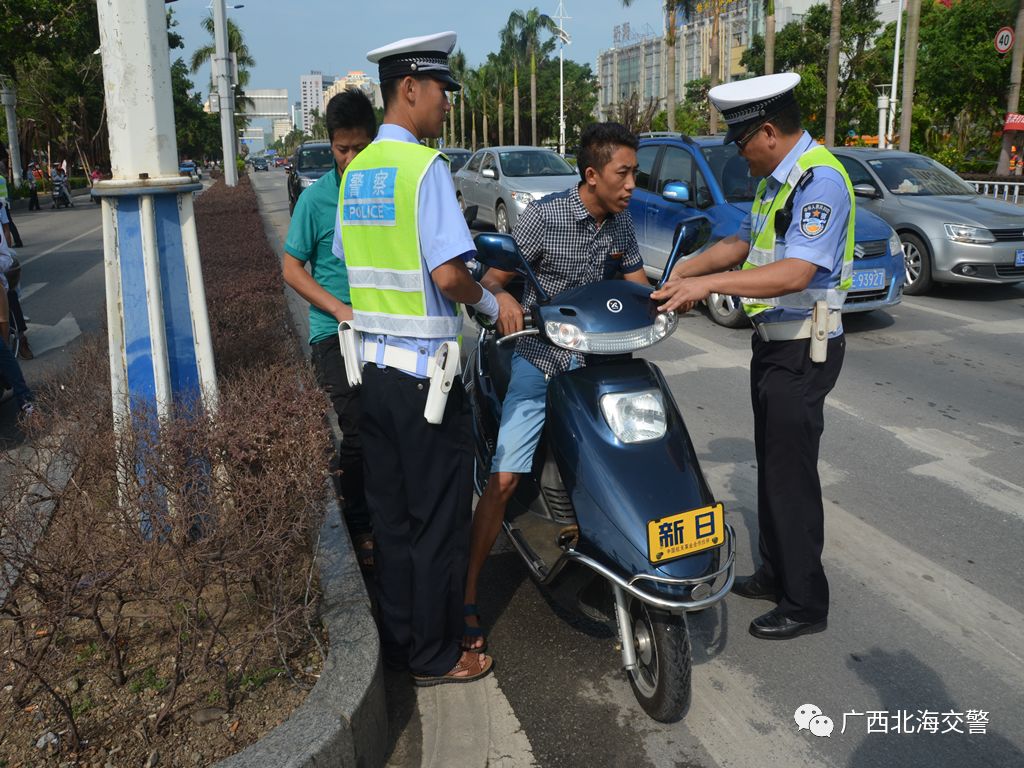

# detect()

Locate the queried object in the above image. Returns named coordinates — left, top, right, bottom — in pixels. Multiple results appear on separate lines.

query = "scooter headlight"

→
left=600, top=389, right=667, bottom=444
left=543, top=311, right=678, bottom=354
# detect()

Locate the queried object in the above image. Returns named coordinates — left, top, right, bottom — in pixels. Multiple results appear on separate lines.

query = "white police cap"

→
left=367, top=31, right=461, bottom=91
left=709, top=72, right=801, bottom=144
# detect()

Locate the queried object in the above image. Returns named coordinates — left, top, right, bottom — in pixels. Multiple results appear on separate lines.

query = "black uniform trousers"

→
left=750, top=332, right=845, bottom=622
left=360, top=364, right=472, bottom=676
left=310, top=337, right=370, bottom=539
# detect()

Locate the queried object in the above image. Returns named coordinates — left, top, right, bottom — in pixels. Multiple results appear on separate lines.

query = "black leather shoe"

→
left=731, top=571, right=777, bottom=601
left=749, top=608, right=827, bottom=640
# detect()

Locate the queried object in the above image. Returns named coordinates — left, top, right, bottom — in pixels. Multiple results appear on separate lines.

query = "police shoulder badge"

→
left=800, top=202, right=832, bottom=238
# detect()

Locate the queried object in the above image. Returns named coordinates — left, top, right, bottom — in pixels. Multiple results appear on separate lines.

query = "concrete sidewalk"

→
left=249, top=169, right=538, bottom=768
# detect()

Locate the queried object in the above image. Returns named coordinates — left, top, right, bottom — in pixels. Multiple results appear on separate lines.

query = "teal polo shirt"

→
left=284, top=166, right=351, bottom=344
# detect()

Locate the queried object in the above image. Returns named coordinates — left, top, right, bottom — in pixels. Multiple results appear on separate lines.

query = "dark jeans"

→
left=0, top=333, right=32, bottom=406
left=750, top=333, right=845, bottom=622
left=28, top=189, right=40, bottom=211
left=310, top=337, right=370, bottom=538
left=360, top=364, right=472, bottom=676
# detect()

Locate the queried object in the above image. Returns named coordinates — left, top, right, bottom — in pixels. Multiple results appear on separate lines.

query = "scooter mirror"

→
left=658, top=216, right=713, bottom=287
left=473, top=232, right=550, bottom=303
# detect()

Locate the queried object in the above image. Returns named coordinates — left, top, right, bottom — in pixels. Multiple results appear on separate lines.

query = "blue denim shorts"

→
left=491, top=353, right=549, bottom=474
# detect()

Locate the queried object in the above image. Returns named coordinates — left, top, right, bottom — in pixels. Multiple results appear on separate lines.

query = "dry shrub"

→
left=1, top=177, right=332, bottom=755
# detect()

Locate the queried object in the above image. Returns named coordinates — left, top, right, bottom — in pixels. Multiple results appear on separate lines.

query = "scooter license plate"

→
left=647, top=503, right=725, bottom=564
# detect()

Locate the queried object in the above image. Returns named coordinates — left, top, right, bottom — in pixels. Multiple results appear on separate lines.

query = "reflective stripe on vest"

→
left=741, top=145, right=855, bottom=317
left=339, top=140, right=462, bottom=339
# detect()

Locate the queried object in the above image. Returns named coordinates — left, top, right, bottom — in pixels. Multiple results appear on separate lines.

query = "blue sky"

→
left=169, top=0, right=666, bottom=104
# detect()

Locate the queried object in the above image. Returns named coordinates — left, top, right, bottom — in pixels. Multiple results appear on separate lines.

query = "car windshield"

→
left=701, top=143, right=761, bottom=202
left=298, top=146, right=333, bottom=171
left=447, top=152, right=471, bottom=172
left=865, top=156, right=975, bottom=196
left=498, top=150, right=576, bottom=177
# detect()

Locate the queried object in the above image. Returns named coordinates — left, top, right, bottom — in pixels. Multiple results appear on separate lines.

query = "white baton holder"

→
left=424, top=341, right=460, bottom=425
left=337, top=321, right=363, bottom=387
left=809, top=300, right=829, bottom=364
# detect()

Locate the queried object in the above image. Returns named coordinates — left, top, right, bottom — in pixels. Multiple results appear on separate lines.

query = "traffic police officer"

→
left=651, top=73, right=854, bottom=640
left=334, top=31, right=499, bottom=684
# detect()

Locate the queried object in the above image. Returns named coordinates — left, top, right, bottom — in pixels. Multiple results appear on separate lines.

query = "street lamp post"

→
left=554, top=1, right=571, bottom=156
left=886, top=0, right=905, bottom=149
left=93, top=0, right=219, bottom=439
left=0, top=77, right=23, bottom=186
left=213, top=0, right=238, bottom=186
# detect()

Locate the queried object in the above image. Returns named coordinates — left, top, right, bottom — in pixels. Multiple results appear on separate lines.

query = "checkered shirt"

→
left=511, top=185, right=643, bottom=377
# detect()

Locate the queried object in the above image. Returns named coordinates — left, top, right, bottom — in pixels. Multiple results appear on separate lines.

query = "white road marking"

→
left=979, top=421, right=1024, bottom=438
left=18, top=224, right=103, bottom=268
left=893, top=299, right=986, bottom=324
left=964, top=318, right=1024, bottom=335
left=25, top=313, right=82, bottom=356
left=16, top=282, right=46, bottom=301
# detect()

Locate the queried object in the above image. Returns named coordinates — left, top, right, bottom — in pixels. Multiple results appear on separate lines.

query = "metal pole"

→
left=555, top=0, right=570, bottom=156
left=0, top=79, right=23, bottom=186
left=886, top=0, right=904, bottom=149
left=213, top=0, right=238, bottom=186
left=877, top=93, right=889, bottom=149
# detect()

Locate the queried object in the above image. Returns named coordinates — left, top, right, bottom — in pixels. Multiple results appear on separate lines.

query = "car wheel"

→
left=495, top=202, right=510, bottom=234
left=706, top=292, right=749, bottom=328
left=900, top=232, right=933, bottom=295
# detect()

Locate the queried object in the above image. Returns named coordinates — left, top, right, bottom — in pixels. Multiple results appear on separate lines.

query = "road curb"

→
left=214, top=175, right=387, bottom=768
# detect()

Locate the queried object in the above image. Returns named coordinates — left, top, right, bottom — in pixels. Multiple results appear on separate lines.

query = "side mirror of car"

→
left=852, top=183, right=880, bottom=199
left=481, top=167, right=497, bottom=180
left=662, top=181, right=691, bottom=204
left=659, top=216, right=713, bottom=287
left=473, top=232, right=550, bottom=303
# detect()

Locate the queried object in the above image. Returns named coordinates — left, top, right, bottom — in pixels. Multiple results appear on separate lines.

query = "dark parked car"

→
left=443, top=148, right=472, bottom=174
left=628, top=133, right=905, bottom=327
left=287, top=142, right=334, bottom=215
left=251, top=156, right=269, bottom=171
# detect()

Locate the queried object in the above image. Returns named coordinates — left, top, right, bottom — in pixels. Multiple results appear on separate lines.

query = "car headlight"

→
left=600, top=389, right=667, bottom=443
left=888, top=230, right=903, bottom=259
left=509, top=190, right=534, bottom=205
left=299, top=176, right=315, bottom=188
left=543, top=312, right=677, bottom=354
left=943, top=223, right=994, bottom=244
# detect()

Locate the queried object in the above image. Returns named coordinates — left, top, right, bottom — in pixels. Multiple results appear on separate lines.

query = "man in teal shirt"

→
left=283, top=89, right=376, bottom=566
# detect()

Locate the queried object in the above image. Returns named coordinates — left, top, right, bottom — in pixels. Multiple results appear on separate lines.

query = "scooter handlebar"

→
left=494, top=307, right=537, bottom=346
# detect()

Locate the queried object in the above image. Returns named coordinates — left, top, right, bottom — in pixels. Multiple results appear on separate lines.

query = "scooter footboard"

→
left=562, top=522, right=736, bottom=613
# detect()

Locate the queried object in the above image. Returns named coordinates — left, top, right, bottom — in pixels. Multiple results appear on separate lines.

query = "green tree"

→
left=535, top=58, right=599, bottom=147
left=188, top=13, right=256, bottom=123
left=510, top=7, right=560, bottom=145
left=501, top=14, right=526, bottom=144
left=449, top=50, right=468, bottom=147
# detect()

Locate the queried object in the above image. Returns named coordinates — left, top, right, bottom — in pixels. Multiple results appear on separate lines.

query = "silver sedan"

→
left=832, top=148, right=1024, bottom=294
left=454, top=146, right=579, bottom=233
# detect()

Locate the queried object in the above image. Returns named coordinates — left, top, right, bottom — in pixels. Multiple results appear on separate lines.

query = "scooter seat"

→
left=484, top=335, right=515, bottom=402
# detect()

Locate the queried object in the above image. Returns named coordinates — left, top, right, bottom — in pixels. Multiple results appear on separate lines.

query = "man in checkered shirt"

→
left=461, top=123, right=649, bottom=651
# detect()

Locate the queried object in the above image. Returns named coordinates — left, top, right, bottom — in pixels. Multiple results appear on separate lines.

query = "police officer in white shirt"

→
left=652, top=73, right=854, bottom=640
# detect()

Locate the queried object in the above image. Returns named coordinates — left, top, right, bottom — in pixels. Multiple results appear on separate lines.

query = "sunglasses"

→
left=735, top=122, right=767, bottom=151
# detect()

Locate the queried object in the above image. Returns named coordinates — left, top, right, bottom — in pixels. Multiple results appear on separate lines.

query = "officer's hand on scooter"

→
left=495, top=292, right=525, bottom=336
left=651, top=276, right=711, bottom=314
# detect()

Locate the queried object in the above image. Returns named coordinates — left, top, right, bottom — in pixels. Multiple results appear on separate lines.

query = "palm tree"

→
left=898, top=0, right=922, bottom=152
left=511, top=8, right=560, bottom=145
left=449, top=50, right=467, bottom=147
left=763, top=0, right=776, bottom=75
left=622, top=1, right=692, bottom=133
left=824, top=0, right=841, bottom=146
left=189, top=13, right=256, bottom=118
left=487, top=51, right=509, bottom=145
left=501, top=15, right=525, bottom=144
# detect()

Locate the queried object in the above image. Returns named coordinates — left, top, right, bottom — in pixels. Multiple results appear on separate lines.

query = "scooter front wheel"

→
left=627, top=598, right=692, bottom=723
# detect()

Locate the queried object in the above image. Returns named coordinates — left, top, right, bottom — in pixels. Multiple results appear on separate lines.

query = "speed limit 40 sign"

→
left=995, top=26, right=1014, bottom=54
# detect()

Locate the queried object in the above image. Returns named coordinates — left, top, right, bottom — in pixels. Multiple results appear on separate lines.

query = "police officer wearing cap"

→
left=652, top=73, right=854, bottom=640
left=333, top=31, right=499, bottom=684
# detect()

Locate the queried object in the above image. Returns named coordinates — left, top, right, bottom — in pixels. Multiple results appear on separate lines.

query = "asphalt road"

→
left=0, top=196, right=105, bottom=444
left=251, top=168, right=1024, bottom=768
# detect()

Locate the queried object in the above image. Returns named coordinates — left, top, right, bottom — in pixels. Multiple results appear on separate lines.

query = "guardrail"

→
left=968, top=180, right=1024, bottom=205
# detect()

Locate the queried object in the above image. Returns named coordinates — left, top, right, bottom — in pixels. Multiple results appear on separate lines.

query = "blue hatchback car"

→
left=628, top=134, right=904, bottom=327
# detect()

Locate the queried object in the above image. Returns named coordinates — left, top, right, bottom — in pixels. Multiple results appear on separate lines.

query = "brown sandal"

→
left=353, top=533, right=374, bottom=570
left=412, top=651, right=494, bottom=687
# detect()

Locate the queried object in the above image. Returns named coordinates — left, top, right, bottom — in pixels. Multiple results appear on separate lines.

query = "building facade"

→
left=299, top=71, right=336, bottom=134
left=322, top=71, right=383, bottom=112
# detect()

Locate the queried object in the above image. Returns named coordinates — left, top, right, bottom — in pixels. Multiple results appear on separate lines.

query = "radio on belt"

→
left=424, top=341, right=459, bottom=425
left=809, top=300, right=828, bottom=363
left=337, top=321, right=363, bottom=387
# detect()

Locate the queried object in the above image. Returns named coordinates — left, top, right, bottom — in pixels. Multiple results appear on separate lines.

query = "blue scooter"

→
left=465, top=212, right=735, bottom=723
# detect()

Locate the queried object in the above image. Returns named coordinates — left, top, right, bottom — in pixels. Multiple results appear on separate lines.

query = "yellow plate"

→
left=647, top=502, right=725, bottom=564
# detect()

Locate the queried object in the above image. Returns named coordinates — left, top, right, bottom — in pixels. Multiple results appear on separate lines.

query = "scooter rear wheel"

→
left=627, top=599, right=692, bottom=723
